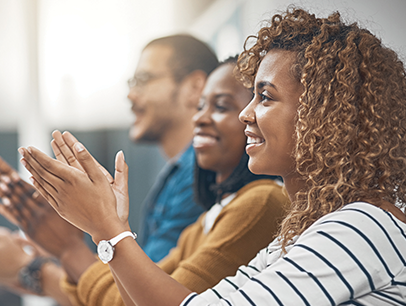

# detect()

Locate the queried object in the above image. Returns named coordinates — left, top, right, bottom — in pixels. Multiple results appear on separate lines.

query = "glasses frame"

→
left=127, top=72, right=173, bottom=90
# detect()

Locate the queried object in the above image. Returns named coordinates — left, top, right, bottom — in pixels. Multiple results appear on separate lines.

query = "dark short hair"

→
left=145, top=34, right=219, bottom=82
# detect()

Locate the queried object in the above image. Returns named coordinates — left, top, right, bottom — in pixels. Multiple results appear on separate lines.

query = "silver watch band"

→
left=109, top=231, right=137, bottom=246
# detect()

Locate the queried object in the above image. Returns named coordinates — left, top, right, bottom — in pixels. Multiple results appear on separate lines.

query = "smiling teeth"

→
left=193, top=135, right=216, bottom=146
left=247, top=136, right=264, bottom=144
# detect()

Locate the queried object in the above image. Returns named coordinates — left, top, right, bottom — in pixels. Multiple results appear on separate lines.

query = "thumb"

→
left=114, top=151, right=128, bottom=196
left=113, top=151, right=129, bottom=223
left=73, top=142, right=105, bottom=182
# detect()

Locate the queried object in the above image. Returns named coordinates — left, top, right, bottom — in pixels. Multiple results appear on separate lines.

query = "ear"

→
left=178, top=70, right=207, bottom=109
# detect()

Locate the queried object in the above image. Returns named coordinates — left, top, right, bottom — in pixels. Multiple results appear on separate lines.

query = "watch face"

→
left=97, top=240, right=114, bottom=264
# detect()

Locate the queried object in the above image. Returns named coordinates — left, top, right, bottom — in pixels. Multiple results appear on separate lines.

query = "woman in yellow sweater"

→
left=58, top=56, right=288, bottom=306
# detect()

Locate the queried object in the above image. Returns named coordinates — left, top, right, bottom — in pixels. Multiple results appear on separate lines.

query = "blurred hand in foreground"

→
left=0, top=156, right=84, bottom=259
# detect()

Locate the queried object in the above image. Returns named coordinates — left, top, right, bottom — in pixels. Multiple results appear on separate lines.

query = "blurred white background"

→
left=0, top=0, right=405, bottom=305
left=0, top=0, right=405, bottom=154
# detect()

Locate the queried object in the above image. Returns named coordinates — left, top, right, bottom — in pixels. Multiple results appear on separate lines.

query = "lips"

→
left=247, top=136, right=264, bottom=145
left=131, top=104, right=144, bottom=114
left=245, top=130, right=265, bottom=145
left=193, top=130, right=219, bottom=148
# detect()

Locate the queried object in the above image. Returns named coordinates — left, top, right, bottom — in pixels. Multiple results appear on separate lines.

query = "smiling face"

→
left=127, top=45, right=181, bottom=143
left=193, top=63, right=251, bottom=183
left=239, top=49, right=304, bottom=181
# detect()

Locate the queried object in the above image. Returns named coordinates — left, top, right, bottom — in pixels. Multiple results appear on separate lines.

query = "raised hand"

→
left=0, top=156, right=42, bottom=226
left=52, top=130, right=130, bottom=226
left=0, top=156, right=84, bottom=259
left=18, top=142, right=129, bottom=243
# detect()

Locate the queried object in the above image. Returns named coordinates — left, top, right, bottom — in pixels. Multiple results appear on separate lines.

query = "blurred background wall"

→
left=0, top=0, right=405, bottom=305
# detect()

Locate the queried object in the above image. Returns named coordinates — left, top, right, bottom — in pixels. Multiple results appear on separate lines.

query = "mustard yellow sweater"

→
left=60, top=179, right=288, bottom=306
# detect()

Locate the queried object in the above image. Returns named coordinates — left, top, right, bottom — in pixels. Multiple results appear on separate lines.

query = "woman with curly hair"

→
left=18, top=7, right=406, bottom=306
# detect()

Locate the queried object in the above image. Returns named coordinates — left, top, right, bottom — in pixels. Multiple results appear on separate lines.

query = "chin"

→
left=195, top=156, right=213, bottom=171
left=247, top=160, right=263, bottom=175
left=247, top=159, right=274, bottom=176
left=129, top=126, right=141, bottom=142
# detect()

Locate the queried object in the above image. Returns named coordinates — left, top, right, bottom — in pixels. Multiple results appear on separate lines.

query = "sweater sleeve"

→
left=60, top=259, right=125, bottom=306
left=167, top=180, right=287, bottom=293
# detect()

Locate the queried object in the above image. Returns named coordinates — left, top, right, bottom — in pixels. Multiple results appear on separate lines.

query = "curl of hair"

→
left=237, top=7, right=406, bottom=250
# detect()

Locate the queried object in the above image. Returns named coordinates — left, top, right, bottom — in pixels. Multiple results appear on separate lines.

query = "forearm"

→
left=60, top=241, right=97, bottom=284
left=111, top=269, right=137, bottom=306
left=41, top=263, right=73, bottom=306
left=109, top=237, right=191, bottom=306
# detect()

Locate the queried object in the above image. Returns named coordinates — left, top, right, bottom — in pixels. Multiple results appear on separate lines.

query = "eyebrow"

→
left=200, top=93, right=234, bottom=101
left=214, top=93, right=233, bottom=99
left=257, top=81, right=278, bottom=92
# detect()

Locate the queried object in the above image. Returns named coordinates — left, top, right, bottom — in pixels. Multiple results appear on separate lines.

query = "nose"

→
left=127, top=87, right=142, bottom=105
left=239, top=99, right=255, bottom=124
left=193, top=105, right=212, bottom=127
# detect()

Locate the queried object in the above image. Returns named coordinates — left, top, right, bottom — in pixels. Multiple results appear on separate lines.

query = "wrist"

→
left=59, top=240, right=96, bottom=284
left=97, top=230, right=137, bottom=264
left=91, top=222, right=131, bottom=246
left=18, top=257, right=56, bottom=295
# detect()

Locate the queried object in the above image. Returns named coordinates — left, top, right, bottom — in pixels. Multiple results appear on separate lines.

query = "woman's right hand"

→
left=18, top=141, right=128, bottom=244
left=51, top=130, right=130, bottom=227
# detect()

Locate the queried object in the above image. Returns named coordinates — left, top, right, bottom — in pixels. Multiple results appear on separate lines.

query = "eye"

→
left=259, top=91, right=274, bottom=103
left=197, top=99, right=205, bottom=111
left=215, top=103, right=228, bottom=112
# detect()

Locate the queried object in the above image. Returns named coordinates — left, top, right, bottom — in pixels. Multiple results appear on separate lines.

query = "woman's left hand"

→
left=18, top=143, right=128, bottom=243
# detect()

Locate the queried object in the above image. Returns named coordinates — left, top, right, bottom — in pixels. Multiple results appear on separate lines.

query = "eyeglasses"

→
left=127, top=72, right=172, bottom=89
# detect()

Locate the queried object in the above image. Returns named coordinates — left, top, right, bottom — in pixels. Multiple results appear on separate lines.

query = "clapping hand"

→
left=51, top=131, right=130, bottom=226
left=18, top=132, right=130, bottom=243
left=0, top=155, right=84, bottom=259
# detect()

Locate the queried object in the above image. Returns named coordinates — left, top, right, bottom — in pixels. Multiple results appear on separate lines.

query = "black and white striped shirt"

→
left=181, top=202, right=406, bottom=305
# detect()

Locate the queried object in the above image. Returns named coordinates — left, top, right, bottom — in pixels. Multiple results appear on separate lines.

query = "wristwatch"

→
left=97, top=231, right=137, bottom=264
left=19, top=257, right=55, bottom=295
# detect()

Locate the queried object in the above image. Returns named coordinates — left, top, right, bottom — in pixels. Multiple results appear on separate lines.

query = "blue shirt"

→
left=138, top=145, right=205, bottom=262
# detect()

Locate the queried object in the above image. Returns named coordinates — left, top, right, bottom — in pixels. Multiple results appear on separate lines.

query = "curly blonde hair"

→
left=237, top=7, right=406, bottom=249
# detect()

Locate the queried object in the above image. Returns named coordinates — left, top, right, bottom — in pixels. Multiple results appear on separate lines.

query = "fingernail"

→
left=75, top=143, right=84, bottom=152
left=0, top=182, right=8, bottom=192
left=27, top=147, right=32, bottom=154
left=29, top=177, right=34, bottom=184
left=116, top=150, right=124, bottom=163
left=11, top=172, right=20, bottom=182
left=20, top=159, right=27, bottom=167
left=2, top=197, right=10, bottom=206
left=2, top=176, right=10, bottom=184
left=18, top=148, right=24, bottom=156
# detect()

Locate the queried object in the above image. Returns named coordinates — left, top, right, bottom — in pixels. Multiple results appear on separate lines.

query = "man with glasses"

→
left=126, top=35, right=218, bottom=262
left=0, top=34, right=218, bottom=304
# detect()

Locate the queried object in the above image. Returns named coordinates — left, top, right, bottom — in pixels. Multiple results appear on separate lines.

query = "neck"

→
left=282, top=171, right=306, bottom=203
left=160, top=120, right=194, bottom=159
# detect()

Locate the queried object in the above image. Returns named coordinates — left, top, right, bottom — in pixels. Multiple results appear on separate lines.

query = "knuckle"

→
left=67, top=155, right=77, bottom=164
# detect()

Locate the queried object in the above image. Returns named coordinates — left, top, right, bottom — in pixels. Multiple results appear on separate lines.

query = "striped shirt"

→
left=180, top=202, right=406, bottom=305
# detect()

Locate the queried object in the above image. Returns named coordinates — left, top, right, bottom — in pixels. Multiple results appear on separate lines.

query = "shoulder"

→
left=176, top=144, right=195, bottom=169
left=220, top=179, right=288, bottom=220
left=312, top=202, right=403, bottom=232
left=296, top=202, right=406, bottom=262
left=234, top=179, right=289, bottom=207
